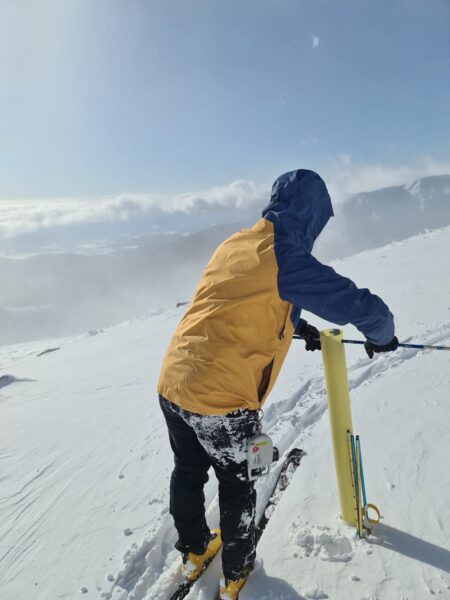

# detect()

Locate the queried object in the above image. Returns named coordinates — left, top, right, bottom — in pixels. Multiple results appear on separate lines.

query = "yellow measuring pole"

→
left=320, top=328, right=356, bottom=525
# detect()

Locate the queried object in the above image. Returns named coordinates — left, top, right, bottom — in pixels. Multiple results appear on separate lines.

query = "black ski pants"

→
left=159, top=395, right=258, bottom=580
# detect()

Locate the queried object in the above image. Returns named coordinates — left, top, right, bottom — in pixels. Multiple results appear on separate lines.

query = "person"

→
left=157, top=169, right=398, bottom=599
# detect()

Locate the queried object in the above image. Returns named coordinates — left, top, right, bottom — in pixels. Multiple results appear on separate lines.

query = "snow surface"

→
left=1, top=227, right=450, bottom=600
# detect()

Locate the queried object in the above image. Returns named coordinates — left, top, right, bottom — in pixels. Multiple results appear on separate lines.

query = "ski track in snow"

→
left=109, top=320, right=450, bottom=600
left=0, top=459, right=73, bottom=586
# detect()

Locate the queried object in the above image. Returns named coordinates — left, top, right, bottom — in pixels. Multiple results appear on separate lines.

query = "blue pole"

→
left=349, top=433, right=363, bottom=538
left=356, top=436, right=367, bottom=507
left=341, top=339, right=450, bottom=351
left=293, top=335, right=450, bottom=351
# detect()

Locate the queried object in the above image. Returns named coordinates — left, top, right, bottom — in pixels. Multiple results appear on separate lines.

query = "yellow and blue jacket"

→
left=158, top=170, right=395, bottom=415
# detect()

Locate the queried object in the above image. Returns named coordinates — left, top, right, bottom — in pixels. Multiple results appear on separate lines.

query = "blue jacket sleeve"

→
left=277, top=248, right=395, bottom=345
left=294, top=317, right=307, bottom=335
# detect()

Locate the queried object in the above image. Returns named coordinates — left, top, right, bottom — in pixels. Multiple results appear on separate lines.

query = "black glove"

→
left=364, top=336, right=399, bottom=359
left=297, top=322, right=321, bottom=351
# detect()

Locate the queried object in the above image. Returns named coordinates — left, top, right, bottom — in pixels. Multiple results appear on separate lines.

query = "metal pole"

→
left=293, top=335, right=450, bottom=351
left=341, top=339, right=450, bottom=351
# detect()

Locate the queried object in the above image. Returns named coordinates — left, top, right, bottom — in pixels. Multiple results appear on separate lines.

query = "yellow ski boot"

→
left=219, top=574, right=248, bottom=600
left=181, top=529, right=222, bottom=581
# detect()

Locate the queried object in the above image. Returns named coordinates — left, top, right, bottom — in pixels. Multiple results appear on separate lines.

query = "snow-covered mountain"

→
left=317, top=174, right=450, bottom=260
left=1, top=225, right=449, bottom=600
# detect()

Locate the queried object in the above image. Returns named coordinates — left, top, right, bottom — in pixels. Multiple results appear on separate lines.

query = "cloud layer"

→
left=0, top=180, right=268, bottom=240
left=2, top=165, right=450, bottom=345
left=1, top=156, right=450, bottom=240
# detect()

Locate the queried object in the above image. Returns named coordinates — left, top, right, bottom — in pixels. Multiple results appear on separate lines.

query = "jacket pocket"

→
left=258, top=359, right=274, bottom=402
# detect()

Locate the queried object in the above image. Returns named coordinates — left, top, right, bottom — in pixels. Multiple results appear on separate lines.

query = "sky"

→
left=1, top=0, right=450, bottom=202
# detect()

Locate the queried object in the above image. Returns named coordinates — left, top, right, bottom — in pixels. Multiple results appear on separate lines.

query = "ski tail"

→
left=256, top=448, right=305, bottom=543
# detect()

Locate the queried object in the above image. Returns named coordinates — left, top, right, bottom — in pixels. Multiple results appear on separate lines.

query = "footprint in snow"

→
left=290, top=522, right=354, bottom=563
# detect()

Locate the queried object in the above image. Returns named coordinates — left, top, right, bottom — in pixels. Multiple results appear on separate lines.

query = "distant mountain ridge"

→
left=315, top=174, right=450, bottom=260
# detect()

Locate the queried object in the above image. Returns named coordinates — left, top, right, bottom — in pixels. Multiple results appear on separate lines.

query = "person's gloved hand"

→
left=364, top=336, right=399, bottom=359
left=297, top=322, right=321, bottom=351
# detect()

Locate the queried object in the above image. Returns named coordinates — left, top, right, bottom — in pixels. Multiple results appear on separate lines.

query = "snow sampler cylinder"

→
left=320, top=328, right=356, bottom=525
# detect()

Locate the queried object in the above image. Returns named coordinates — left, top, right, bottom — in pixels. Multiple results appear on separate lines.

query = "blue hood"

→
left=262, top=169, right=334, bottom=253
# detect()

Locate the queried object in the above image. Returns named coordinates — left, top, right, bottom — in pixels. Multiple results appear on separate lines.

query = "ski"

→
left=169, top=448, right=305, bottom=600
left=217, top=448, right=305, bottom=600
left=169, top=553, right=219, bottom=600
left=256, top=447, right=305, bottom=543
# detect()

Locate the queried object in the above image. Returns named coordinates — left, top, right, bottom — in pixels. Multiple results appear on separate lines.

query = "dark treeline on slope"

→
left=1, top=175, right=449, bottom=345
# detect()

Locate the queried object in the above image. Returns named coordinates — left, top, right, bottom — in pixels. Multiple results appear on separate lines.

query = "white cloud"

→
left=312, top=36, right=320, bottom=49
left=0, top=180, right=268, bottom=239
left=167, top=180, right=267, bottom=213
left=1, top=156, right=450, bottom=239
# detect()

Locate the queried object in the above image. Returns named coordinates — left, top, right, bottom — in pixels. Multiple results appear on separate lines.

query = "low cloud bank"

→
left=2, top=156, right=450, bottom=246
left=0, top=180, right=267, bottom=241
left=1, top=168, right=450, bottom=345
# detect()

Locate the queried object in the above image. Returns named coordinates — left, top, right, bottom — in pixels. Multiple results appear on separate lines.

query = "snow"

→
left=1, top=227, right=450, bottom=599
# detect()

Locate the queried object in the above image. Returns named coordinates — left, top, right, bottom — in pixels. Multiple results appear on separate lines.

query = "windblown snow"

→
left=1, top=227, right=449, bottom=600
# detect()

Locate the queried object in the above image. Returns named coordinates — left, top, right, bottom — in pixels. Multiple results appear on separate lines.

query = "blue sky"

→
left=1, top=0, right=450, bottom=199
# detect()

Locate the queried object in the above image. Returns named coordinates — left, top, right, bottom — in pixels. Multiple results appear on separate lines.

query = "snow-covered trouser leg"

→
left=214, top=452, right=257, bottom=580
left=159, top=396, right=258, bottom=579
left=160, top=396, right=212, bottom=555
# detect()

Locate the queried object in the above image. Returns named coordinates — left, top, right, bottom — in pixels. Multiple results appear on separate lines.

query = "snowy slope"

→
left=1, top=227, right=450, bottom=600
